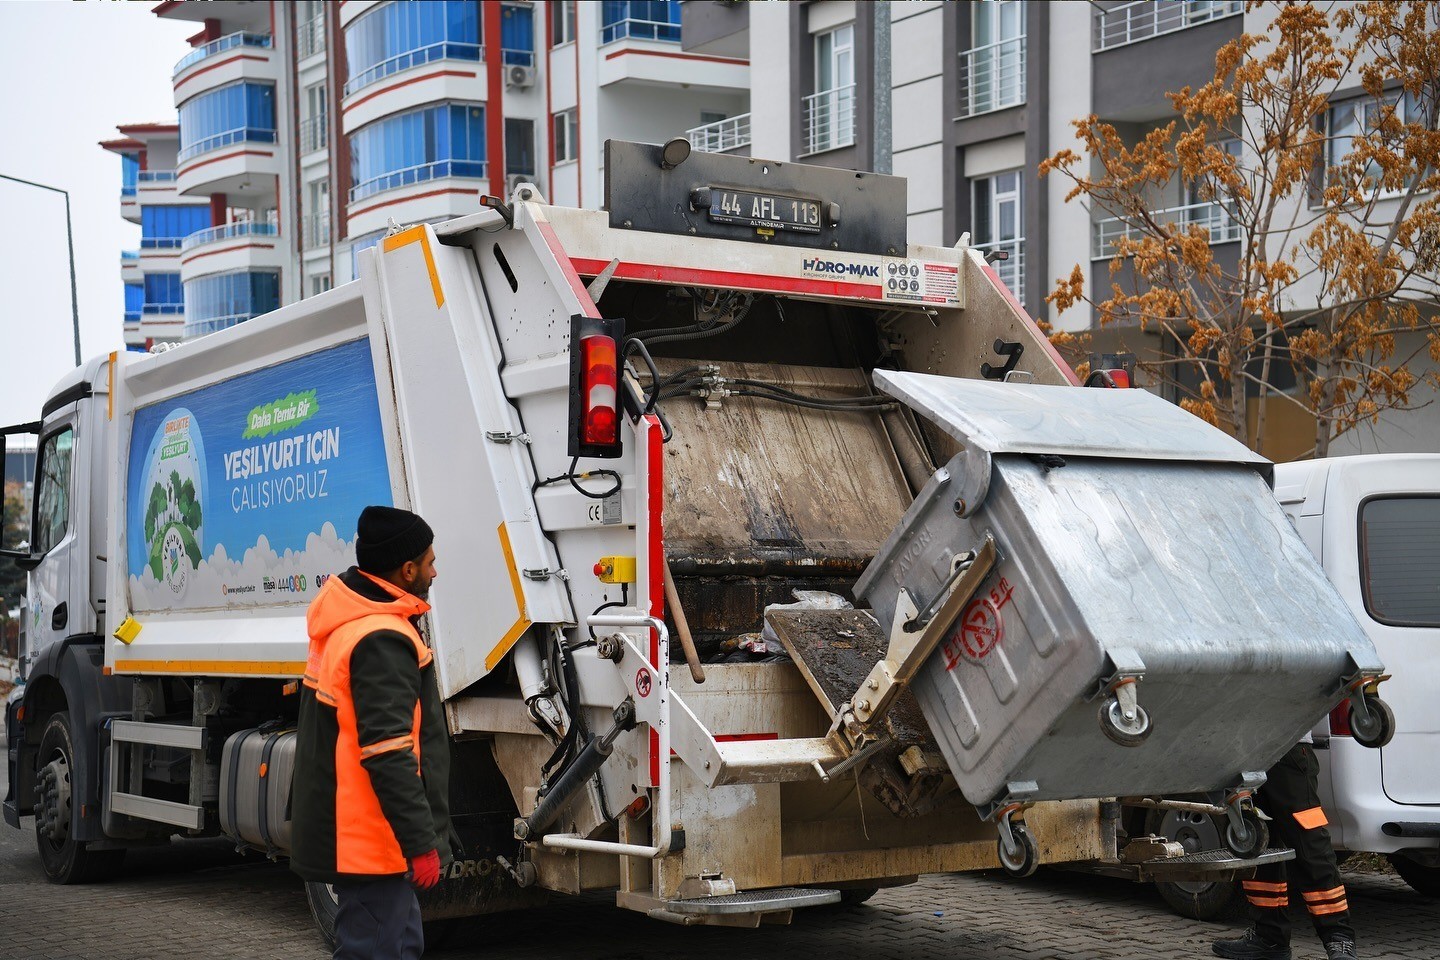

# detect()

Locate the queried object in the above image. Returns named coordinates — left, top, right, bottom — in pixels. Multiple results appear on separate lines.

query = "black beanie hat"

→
left=355, top=505, right=434, bottom=574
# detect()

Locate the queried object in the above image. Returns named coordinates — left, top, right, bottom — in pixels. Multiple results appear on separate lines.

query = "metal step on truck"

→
left=1, top=139, right=1394, bottom=941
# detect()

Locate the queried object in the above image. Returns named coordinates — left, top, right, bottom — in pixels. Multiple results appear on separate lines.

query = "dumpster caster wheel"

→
left=1224, top=809, right=1269, bottom=859
left=997, top=822, right=1038, bottom=879
left=1098, top=697, right=1151, bottom=747
left=1349, top=695, right=1395, bottom=749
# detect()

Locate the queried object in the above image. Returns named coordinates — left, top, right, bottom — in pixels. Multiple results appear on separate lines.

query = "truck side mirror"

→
left=0, top=422, right=41, bottom=566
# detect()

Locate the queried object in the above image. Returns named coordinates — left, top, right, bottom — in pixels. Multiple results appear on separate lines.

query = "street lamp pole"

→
left=0, top=174, right=83, bottom=367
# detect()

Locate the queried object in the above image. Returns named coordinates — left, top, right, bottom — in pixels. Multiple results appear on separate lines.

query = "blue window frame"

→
left=601, top=0, right=681, bottom=43
left=349, top=102, right=487, bottom=201
left=141, top=205, right=212, bottom=248
left=124, top=282, right=144, bottom=323
left=344, top=0, right=481, bottom=96
left=143, top=273, right=184, bottom=314
left=183, top=270, right=281, bottom=338
left=502, top=4, right=534, bottom=66
left=178, top=82, right=276, bottom=164
left=121, top=155, right=139, bottom=197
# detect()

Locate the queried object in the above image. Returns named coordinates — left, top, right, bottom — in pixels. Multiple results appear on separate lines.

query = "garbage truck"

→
left=1, top=140, right=1394, bottom=938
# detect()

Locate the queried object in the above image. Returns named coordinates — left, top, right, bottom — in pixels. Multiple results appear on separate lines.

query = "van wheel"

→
left=1389, top=855, right=1440, bottom=899
left=305, top=880, right=464, bottom=954
left=34, top=712, right=126, bottom=884
left=1146, top=807, right=1239, bottom=921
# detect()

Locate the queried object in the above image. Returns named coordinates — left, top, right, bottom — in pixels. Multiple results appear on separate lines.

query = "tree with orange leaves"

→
left=1042, top=1, right=1439, bottom=457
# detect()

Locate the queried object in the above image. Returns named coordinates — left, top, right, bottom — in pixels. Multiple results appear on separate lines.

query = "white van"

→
left=1274, top=454, right=1440, bottom=897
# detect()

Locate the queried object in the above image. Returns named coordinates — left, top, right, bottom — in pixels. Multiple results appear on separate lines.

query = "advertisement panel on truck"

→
left=125, top=338, right=392, bottom=611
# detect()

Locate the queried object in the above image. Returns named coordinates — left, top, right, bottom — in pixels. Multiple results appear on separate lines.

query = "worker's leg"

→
left=333, top=875, right=424, bottom=960
left=1266, top=743, right=1355, bottom=953
left=1212, top=854, right=1292, bottom=958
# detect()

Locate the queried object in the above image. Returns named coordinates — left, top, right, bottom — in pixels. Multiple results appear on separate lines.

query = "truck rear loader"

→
left=1, top=142, right=1394, bottom=939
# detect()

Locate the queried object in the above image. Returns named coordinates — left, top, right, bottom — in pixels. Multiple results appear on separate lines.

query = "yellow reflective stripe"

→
left=1308, top=899, right=1349, bottom=915
left=1243, top=880, right=1287, bottom=893
left=1302, top=885, right=1346, bottom=902
left=113, top=659, right=306, bottom=676
left=360, top=735, right=415, bottom=759
left=382, top=226, right=444, bottom=307
left=485, top=522, right=533, bottom=671
left=1247, top=895, right=1288, bottom=908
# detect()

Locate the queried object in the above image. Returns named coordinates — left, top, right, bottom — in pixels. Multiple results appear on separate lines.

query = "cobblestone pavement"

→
left=2, top=739, right=1437, bottom=960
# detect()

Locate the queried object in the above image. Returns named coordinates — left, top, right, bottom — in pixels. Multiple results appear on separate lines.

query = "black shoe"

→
left=1324, top=936, right=1358, bottom=960
left=1212, top=928, right=1291, bottom=960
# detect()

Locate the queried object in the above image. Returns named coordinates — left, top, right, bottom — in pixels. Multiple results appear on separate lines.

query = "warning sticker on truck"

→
left=881, top=258, right=961, bottom=307
left=125, top=339, right=393, bottom=612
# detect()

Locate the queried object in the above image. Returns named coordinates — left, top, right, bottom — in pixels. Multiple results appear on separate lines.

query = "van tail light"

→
left=568, top=314, right=625, bottom=459
left=1329, top=702, right=1352, bottom=737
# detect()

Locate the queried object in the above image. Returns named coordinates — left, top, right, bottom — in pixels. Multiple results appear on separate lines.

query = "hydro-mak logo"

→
left=802, top=257, right=880, bottom=279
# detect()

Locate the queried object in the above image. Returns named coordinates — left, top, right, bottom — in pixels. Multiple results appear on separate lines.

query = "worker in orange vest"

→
left=292, top=506, right=451, bottom=960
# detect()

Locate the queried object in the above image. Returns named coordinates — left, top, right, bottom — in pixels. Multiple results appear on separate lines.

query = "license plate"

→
left=707, top=188, right=822, bottom=234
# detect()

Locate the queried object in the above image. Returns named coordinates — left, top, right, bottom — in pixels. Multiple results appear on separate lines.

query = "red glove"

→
left=409, top=848, right=441, bottom=890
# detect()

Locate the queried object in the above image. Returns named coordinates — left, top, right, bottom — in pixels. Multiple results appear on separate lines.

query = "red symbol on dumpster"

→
left=943, top=598, right=1004, bottom=670
left=635, top=667, right=653, bottom=698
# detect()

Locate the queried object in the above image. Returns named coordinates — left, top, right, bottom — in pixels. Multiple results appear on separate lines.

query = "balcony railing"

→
left=1094, top=0, right=1243, bottom=52
left=178, top=127, right=277, bottom=164
left=300, top=114, right=329, bottom=154
left=350, top=159, right=487, bottom=202
left=141, top=237, right=189, bottom=250
left=601, top=16, right=682, bottom=44
left=303, top=213, right=331, bottom=250
left=802, top=85, right=855, bottom=155
left=958, top=36, right=1026, bottom=118
left=138, top=170, right=177, bottom=183
left=344, top=42, right=482, bottom=97
left=503, top=48, right=535, bottom=67
left=122, top=250, right=140, bottom=260
left=181, top=220, right=280, bottom=252
left=142, top=303, right=185, bottom=316
left=121, top=185, right=137, bottom=198
left=298, top=15, right=326, bottom=59
left=972, top=239, right=1026, bottom=299
left=174, top=31, right=273, bottom=77
left=1092, top=200, right=1242, bottom=259
left=688, top=113, right=751, bottom=154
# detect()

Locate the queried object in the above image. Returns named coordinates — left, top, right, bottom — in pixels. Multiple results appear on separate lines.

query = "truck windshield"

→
left=1360, top=495, right=1440, bottom=627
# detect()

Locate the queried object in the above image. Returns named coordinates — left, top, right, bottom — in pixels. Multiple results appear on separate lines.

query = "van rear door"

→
left=1329, top=456, right=1440, bottom=805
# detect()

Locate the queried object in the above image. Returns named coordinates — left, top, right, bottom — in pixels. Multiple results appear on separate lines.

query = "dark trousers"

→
left=332, top=876, right=423, bottom=960
left=1243, top=743, right=1353, bottom=947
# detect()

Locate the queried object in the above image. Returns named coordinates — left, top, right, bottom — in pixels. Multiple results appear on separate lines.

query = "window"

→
left=553, top=109, right=577, bottom=163
left=33, top=427, right=73, bottom=556
left=344, top=0, right=480, bottom=96
left=297, top=0, right=327, bottom=58
left=124, top=282, right=144, bottom=323
left=1360, top=497, right=1440, bottom=627
left=349, top=102, right=487, bottom=201
left=964, top=0, right=1026, bottom=116
left=552, top=0, right=575, bottom=45
left=141, top=205, right=212, bottom=248
left=1321, top=91, right=1416, bottom=196
left=143, top=273, right=184, bottom=314
left=178, top=81, right=276, bottom=163
left=121, top=155, right=139, bottom=197
left=301, top=82, right=329, bottom=154
left=502, top=3, right=535, bottom=66
left=311, top=274, right=333, bottom=296
left=601, top=1, right=681, bottom=44
left=305, top=179, right=331, bottom=249
left=972, top=170, right=1024, bottom=295
left=506, top=118, right=536, bottom=177
left=183, top=270, right=281, bottom=338
left=807, top=24, right=855, bottom=153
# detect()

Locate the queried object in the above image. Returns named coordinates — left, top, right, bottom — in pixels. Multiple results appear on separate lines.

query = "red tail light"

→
left=580, top=335, right=618, bottom=446
left=1329, top=702, right=1352, bottom=736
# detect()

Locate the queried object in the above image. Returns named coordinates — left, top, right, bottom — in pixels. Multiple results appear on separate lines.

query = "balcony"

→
left=121, top=250, right=142, bottom=284
left=802, top=85, right=855, bottom=156
left=957, top=36, right=1026, bottom=119
left=138, top=170, right=177, bottom=184
left=343, top=42, right=482, bottom=98
left=601, top=15, right=681, bottom=45
left=297, top=15, right=326, bottom=60
left=174, top=32, right=273, bottom=77
left=179, top=221, right=285, bottom=284
left=175, top=127, right=280, bottom=198
left=349, top=160, right=487, bottom=204
left=972, top=239, right=1026, bottom=301
left=687, top=113, right=751, bottom=154
left=300, top=114, right=328, bottom=155
left=1094, top=0, right=1243, bottom=52
left=1092, top=200, right=1242, bottom=259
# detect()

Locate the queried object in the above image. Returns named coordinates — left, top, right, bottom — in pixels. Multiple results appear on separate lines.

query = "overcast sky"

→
left=0, top=1, right=195, bottom=425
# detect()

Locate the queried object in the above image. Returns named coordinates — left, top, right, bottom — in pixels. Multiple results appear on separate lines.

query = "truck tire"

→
left=1146, top=807, right=1239, bottom=921
left=305, top=880, right=461, bottom=954
left=34, top=712, right=126, bottom=884
left=1389, top=855, right=1440, bottom=899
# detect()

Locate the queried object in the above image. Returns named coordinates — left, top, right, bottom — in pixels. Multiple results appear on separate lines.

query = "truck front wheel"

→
left=34, top=712, right=125, bottom=884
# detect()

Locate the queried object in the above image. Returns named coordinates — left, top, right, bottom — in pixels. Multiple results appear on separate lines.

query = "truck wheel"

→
left=1389, top=855, right=1440, bottom=899
left=34, top=712, right=126, bottom=884
left=306, top=880, right=463, bottom=953
left=1145, top=807, right=1239, bottom=921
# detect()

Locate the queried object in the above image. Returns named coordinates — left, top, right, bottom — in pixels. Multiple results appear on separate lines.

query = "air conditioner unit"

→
left=506, top=64, right=535, bottom=89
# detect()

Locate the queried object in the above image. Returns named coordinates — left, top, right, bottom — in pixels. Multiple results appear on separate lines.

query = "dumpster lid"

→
left=874, top=371, right=1270, bottom=466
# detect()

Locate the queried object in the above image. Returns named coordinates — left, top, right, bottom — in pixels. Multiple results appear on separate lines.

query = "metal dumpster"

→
left=853, top=372, right=1386, bottom=867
